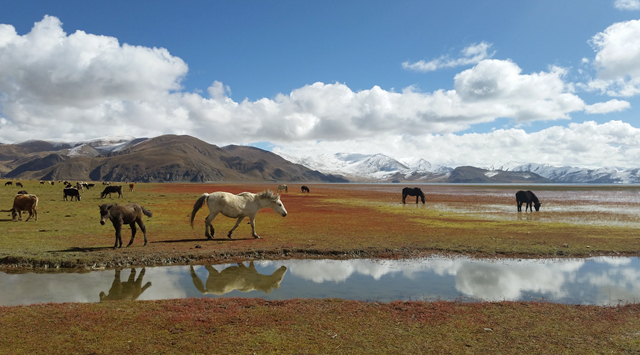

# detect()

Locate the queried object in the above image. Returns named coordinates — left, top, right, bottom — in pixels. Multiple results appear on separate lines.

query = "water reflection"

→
left=99, top=268, right=152, bottom=301
left=190, top=262, right=287, bottom=295
left=2, top=257, right=640, bottom=306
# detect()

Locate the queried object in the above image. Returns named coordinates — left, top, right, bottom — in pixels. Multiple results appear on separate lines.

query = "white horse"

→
left=189, top=190, right=287, bottom=239
left=277, top=184, right=288, bottom=193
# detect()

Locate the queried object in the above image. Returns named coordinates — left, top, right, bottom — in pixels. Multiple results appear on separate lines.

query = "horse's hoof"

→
left=253, top=235, right=261, bottom=239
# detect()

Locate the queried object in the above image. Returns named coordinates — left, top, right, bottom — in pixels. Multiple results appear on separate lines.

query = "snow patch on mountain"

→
left=276, top=152, right=452, bottom=180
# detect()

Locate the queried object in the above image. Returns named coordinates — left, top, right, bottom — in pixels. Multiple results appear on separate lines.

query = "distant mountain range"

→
left=0, top=135, right=346, bottom=183
left=277, top=152, right=640, bottom=184
left=1, top=134, right=638, bottom=184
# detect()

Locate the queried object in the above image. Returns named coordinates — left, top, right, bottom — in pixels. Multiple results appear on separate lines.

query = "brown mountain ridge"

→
left=0, top=135, right=347, bottom=183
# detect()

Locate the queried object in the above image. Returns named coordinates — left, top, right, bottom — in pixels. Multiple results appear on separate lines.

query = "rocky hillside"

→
left=0, top=135, right=347, bottom=183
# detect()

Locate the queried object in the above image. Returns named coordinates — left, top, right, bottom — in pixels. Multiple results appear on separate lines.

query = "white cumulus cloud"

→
left=585, top=19, right=640, bottom=96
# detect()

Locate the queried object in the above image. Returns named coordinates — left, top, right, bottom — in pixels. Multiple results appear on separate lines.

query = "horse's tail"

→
left=190, top=193, right=209, bottom=228
left=141, top=206, right=153, bottom=218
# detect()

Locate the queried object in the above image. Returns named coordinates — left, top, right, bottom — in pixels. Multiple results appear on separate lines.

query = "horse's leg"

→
left=415, top=195, right=419, bottom=204
left=402, top=194, right=406, bottom=204
left=248, top=215, right=260, bottom=239
left=517, top=201, right=522, bottom=212
left=126, top=222, right=137, bottom=247
left=228, top=216, right=245, bottom=238
left=113, top=224, right=122, bottom=249
left=136, top=219, right=148, bottom=246
left=204, top=212, right=218, bottom=239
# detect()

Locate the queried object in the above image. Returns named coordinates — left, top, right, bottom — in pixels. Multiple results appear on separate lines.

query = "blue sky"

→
left=1, top=1, right=640, bottom=168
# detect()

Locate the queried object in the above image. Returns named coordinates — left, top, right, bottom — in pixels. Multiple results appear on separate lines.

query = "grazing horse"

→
left=189, top=190, right=288, bottom=240
left=15, top=182, right=23, bottom=188
left=402, top=187, right=425, bottom=204
left=301, top=185, right=310, bottom=193
left=277, top=184, right=288, bottom=193
left=516, top=190, right=541, bottom=212
left=4, top=181, right=12, bottom=186
left=129, top=183, right=135, bottom=192
left=99, top=203, right=153, bottom=249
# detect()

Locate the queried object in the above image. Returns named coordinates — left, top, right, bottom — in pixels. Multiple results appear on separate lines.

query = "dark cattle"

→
left=301, top=185, right=310, bottom=193
left=15, top=182, right=23, bottom=188
left=17, top=190, right=28, bottom=195
left=9, top=194, right=38, bottom=221
left=516, top=190, right=541, bottom=212
left=86, top=183, right=95, bottom=189
left=402, top=187, right=425, bottom=204
left=101, top=185, right=123, bottom=199
left=63, top=188, right=82, bottom=201
left=129, top=183, right=135, bottom=192
left=4, top=181, right=12, bottom=186
left=99, top=203, right=152, bottom=249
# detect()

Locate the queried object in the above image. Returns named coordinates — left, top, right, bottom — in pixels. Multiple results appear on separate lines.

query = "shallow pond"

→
left=2, top=256, right=640, bottom=306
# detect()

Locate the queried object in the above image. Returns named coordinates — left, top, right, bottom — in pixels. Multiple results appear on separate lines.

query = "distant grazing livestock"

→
left=190, top=190, right=287, bottom=240
left=129, top=183, right=135, bottom=192
left=101, top=185, right=123, bottom=199
left=99, top=203, right=153, bottom=249
left=17, top=190, right=28, bottom=195
left=4, top=181, right=12, bottom=186
left=277, top=184, right=288, bottom=193
left=9, top=194, right=38, bottom=221
left=301, top=185, right=310, bottom=193
left=86, top=183, right=95, bottom=189
left=402, top=187, right=425, bottom=204
left=49, top=181, right=55, bottom=186
left=516, top=190, right=541, bottom=212
left=15, top=182, right=23, bottom=188
left=40, top=181, right=45, bottom=185
left=63, top=188, right=82, bottom=201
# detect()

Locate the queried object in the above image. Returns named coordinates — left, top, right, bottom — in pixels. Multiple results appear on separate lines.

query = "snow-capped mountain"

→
left=501, top=163, right=640, bottom=184
left=276, top=152, right=453, bottom=181
left=67, top=136, right=146, bottom=157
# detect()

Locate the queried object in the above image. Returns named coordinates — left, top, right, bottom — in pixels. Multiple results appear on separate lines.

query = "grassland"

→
left=2, top=181, right=640, bottom=353
left=1, top=181, right=639, bottom=269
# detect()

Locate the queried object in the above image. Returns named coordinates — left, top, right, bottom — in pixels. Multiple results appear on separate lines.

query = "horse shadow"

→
left=190, top=261, right=287, bottom=296
left=52, top=246, right=115, bottom=253
left=99, top=268, right=152, bottom=301
left=152, top=237, right=255, bottom=244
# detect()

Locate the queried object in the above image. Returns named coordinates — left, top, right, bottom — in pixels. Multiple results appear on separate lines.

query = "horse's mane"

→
left=256, top=189, right=279, bottom=202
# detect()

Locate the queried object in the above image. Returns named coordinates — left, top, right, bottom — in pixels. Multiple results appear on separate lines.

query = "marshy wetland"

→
left=2, top=181, right=640, bottom=353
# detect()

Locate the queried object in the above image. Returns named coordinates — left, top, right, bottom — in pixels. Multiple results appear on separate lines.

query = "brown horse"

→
left=99, top=203, right=153, bottom=249
left=301, top=185, right=310, bottom=193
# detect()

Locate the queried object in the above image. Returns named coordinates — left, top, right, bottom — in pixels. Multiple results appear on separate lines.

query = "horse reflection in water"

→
left=190, top=261, right=287, bottom=296
left=99, top=268, right=152, bottom=301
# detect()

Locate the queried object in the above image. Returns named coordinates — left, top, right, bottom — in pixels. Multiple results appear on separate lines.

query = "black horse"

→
left=402, top=187, right=425, bottom=204
left=516, top=190, right=541, bottom=212
left=301, top=185, right=310, bottom=193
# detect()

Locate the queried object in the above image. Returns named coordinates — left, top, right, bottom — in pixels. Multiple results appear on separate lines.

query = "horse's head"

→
left=273, top=196, right=288, bottom=217
left=99, top=204, right=113, bottom=225
left=534, top=202, right=541, bottom=211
